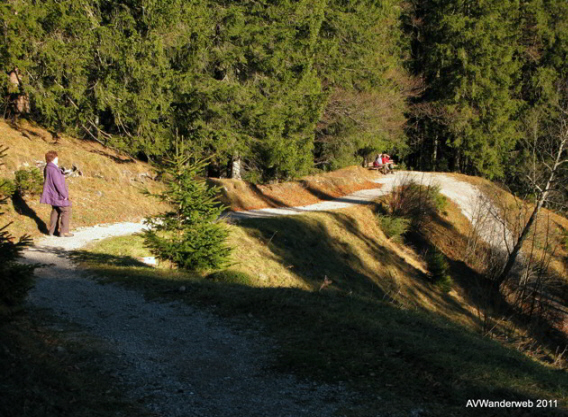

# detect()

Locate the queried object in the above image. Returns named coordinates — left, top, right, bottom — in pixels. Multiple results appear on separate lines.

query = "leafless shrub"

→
left=475, top=191, right=567, bottom=343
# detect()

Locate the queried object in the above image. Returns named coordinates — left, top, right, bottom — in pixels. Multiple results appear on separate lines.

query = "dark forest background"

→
left=1, top=0, right=567, bottom=204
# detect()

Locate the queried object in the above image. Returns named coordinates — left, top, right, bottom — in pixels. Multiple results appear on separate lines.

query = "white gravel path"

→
left=23, top=171, right=510, bottom=417
left=229, top=171, right=512, bottom=253
left=24, top=221, right=359, bottom=417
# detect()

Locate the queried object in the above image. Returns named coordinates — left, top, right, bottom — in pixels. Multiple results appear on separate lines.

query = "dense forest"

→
left=1, top=0, right=567, bottom=201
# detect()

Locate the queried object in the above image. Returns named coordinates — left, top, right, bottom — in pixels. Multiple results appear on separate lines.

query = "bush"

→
left=0, top=147, right=36, bottom=320
left=386, top=180, right=446, bottom=225
left=144, top=143, right=231, bottom=271
left=14, top=166, right=43, bottom=196
left=426, top=248, right=452, bottom=293
left=207, top=270, right=252, bottom=285
left=0, top=249, right=36, bottom=318
left=433, top=190, right=448, bottom=213
left=0, top=178, right=16, bottom=199
left=377, top=214, right=410, bottom=243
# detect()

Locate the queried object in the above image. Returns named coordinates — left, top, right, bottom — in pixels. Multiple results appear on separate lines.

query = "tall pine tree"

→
left=409, top=0, right=522, bottom=178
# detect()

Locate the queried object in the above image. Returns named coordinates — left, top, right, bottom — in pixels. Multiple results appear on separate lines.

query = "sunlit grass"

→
left=73, top=209, right=568, bottom=417
left=0, top=119, right=168, bottom=240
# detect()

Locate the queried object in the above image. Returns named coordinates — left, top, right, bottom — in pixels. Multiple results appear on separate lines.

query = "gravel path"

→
left=230, top=171, right=512, bottom=252
left=24, top=223, right=357, bottom=417
left=23, top=171, right=509, bottom=417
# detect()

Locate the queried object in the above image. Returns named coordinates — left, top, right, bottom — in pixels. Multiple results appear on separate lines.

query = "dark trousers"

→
left=49, top=206, right=72, bottom=235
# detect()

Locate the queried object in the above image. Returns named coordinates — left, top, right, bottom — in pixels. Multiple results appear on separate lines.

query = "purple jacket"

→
left=40, top=163, right=71, bottom=207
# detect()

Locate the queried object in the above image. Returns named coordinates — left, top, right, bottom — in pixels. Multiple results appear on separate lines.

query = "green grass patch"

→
left=376, top=213, right=410, bottom=243
left=207, top=269, right=252, bottom=285
left=73, top=233, right=568, bottom=417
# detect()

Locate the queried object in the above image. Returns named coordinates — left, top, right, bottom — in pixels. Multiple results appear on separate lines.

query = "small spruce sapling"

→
left=143, top=143, right=231, bottom=271
left=14, top=166, right=44, bottom=196
left=0, top=146, right=36, bottom=319
left=426, top=247, right=452, bottom=293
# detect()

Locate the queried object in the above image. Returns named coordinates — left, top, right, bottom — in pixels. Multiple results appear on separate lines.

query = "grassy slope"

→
left=0, top=120, right=169, bottom=416
left=210, top=166, right=382, bottom=211
left=451, top=173, right=568, bottom=285
left=75, top=202, right=567, bottom=416
left=2, top=119, right=566, bottom=415
left=0, top=119, right=168, bottom=239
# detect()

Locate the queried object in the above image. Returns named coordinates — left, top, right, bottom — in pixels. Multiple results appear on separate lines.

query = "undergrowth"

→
left=426, top=247, right=453, bottom=293
left=378, top=179, right=454, bottom=294
left=14, top=166, right=43, bottom=196
left=376, top=214, right=410, bottom=243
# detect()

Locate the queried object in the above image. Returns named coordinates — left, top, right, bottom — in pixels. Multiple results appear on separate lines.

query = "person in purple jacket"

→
left=40, top=150, right=73, bottom=237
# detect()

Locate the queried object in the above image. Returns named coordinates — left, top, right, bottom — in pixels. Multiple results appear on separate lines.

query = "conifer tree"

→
left=409, top=0, right=522, bottom=178
left=0, top=0, right=412, bottom=181
left=0, top=146, right=35, bottom=318
left=143, top=142, right=231, bottom=271
left=313, top=0, right=411, bottom=169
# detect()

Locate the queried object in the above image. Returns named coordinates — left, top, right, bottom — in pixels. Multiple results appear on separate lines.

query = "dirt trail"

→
left=23, top=171, right=507, bottom=417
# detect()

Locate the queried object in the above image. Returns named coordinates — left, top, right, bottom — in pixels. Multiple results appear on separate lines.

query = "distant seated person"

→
left=382, top=153, right=394, bottom=171
left=373, top=154, right=384, bottom=168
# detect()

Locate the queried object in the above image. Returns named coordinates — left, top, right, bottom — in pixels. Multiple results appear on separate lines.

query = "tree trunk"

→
left=495, top=125, right=567, bottom=289
left=432, top=134, right=438, bottom=171
left=228, top=152, right=242, bottom=179
left=494, top=197, right=544, bottom=289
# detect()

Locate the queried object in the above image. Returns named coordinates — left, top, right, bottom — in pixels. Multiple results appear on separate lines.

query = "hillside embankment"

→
left=24, top=173, right=568, bottom=416
left=2, top=118, right=566, bottom=333
left=210, top=166, right=382, bottom=211
left=2, top=120, right=567, bottom=416
left=1, top=120, right=385, bottom=240
left=0, top=119, right=171, bottom=239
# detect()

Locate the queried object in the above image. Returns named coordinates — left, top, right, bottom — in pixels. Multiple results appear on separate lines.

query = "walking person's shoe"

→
left=61, top=233, right=74, bottom=237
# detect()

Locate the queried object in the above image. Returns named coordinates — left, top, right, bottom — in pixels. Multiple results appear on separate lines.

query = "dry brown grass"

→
left=210, top=166, right=383, bottom=211
left=451, top=173, right=568, bottom=282
left=0, top=119, right=168, bottom=240
left=225, top=203, right=485, bottom=329
left=0, top=119, right=386, bottom=241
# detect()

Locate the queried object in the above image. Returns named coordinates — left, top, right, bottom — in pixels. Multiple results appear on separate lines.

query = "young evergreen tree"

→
left=143, top=142, right=231, bottom=271
left=0, top=146, right=35, bottom=319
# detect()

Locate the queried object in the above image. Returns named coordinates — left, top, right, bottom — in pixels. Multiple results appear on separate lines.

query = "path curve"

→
left=23, top=171, right=509, bottom=417
left=24, top=221, right=359, bottom=417
left=229, top=171, right=512, bottom=253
